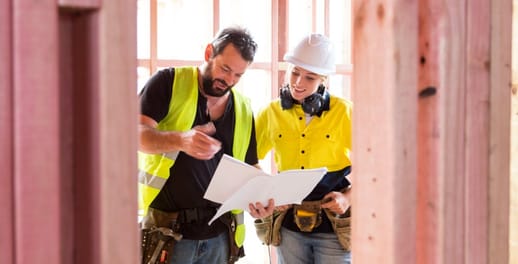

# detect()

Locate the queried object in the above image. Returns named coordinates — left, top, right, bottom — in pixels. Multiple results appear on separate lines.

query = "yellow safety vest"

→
left=138, top=66, right=252, bottom=247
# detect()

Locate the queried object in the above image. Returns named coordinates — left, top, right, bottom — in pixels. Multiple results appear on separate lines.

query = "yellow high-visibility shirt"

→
left=255, top=95, right=352, bottom=172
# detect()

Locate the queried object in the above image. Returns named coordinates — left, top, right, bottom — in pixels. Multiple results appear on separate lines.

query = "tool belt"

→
left=140, top=208, right=183, bottom=264
left=254, top=209, right=288, bottom=246
left=323, top=207, right=351, bottom=251
left=141, top=207, right=243, bottom=264
left=219, top=213, right=245, bottom=264
left=254, top=201, right=352, bottom=251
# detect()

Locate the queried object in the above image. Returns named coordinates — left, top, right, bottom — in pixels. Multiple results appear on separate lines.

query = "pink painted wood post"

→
left=0, top=0, right=14, bottom=263
left=94, top=0, right=139, bottom=261
left=13, top=1, right=63, bottom=263
left=2, top=0, right=138, bottom=263
left=56, top=1, right=139, bottom=263
left=352, top=1, right=418, bottom=263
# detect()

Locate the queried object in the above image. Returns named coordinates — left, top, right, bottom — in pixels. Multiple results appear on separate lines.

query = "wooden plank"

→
left=509, top=1, right=518, bottom=263
left=352, top=1, right=418, bottom=263
left=59, top=3, right=138, bottom=263
left=465, top=0, right=491, bottom=263
left=0, top=0, right=14, bottom=263
left=96, top=1, right=139, bottom=262
left=12, top=0, right=62, bottom=263
left=150, top=0, right=157, bottom=74
left=488, top=0, right=512, bottom=264
left=438, top=2, right=467, bottom=263
left=416, top=1, right=442, bottom=263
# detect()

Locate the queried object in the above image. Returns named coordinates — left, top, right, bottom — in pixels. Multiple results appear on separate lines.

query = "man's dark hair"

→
left=211, top=27, right=258, bottom=63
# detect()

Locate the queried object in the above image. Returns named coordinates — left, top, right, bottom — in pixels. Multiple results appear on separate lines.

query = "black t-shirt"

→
left=139, top=67, right=259, bottom=239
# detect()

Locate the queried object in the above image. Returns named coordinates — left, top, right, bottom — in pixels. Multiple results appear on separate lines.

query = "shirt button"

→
left=301, top=150, right=305, bottom=154
left=326, top=134, right=330, bottom=138
left=299, top=117, right=303, bottom=120
left=301, top=134, right=305, bottom=137
left=301, top=166, right=304, bottom=169
left=278, top=134, right=282, bottom=138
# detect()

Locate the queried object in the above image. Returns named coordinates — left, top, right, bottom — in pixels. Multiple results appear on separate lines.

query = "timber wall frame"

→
left=353, top=0, right=513, bottom=264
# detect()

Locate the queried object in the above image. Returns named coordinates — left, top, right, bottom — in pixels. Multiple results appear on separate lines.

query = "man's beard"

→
left=201, top=63, right=233, bottom=97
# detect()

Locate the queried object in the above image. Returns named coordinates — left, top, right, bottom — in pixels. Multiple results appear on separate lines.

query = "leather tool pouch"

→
left=323, top=208, right=352, bottom=251
left=293, top=201, right=323, bottom=232
left=254, top=214, right=273, bottom=245
left=140, top=208, right=183, bottom=264
left=219, top=213, right=245, bottom=264
left=254, top=210, right=288, bottom=246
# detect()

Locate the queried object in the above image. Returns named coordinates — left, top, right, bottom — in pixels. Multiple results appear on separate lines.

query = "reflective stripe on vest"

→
left=138, top=66, right=198, bottom=217
left=138, top=67, right=252, bottom=247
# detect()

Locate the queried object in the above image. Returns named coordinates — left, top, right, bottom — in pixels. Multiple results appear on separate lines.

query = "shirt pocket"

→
left=271, top=128, right=300, bottom=165
left=272, top=128, right=299, bottom=146
left=312, top=128, right=341, bottom=160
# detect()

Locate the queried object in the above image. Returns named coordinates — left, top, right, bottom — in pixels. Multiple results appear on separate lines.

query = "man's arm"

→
left=139, top=114, right=222, bottom=160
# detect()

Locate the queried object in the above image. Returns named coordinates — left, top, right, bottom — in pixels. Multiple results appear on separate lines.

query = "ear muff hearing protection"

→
left=280, top=84, right=329, bottom=116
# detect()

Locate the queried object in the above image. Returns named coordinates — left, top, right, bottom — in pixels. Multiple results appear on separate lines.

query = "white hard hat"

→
left=283, top=33, right=336, bottom=76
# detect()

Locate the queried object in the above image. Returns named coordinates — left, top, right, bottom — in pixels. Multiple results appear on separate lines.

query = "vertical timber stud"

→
left=277, top=0, right=289, bottom=97
left=434, top=1, right=468, bottom=263
left=58, top=0, right=138, bottom=263
left=488, top=0, right=513, bottom=263
left=511, top=3, right=518, bottom=264
left=416, top=1, right=442, bottom=263
left=416, top=0, right=470, bottom=263
left=96, top=0, right=138, bottom=262
left=0, top=0, right=13, bottom=263
left=353, top=0, right=510, bottom=262
left=352, top=1, right=418, bottom=263
left=414, top=0, right=509, bottom=263
left=13, top=0, right=62, bottom=263
left=465, top=0, right=491, bottom=263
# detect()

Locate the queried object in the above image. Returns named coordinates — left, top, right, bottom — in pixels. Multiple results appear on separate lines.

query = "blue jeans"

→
left=169, top=232, right=229, bottom=264
left=277, top=227, right=351, bottom=264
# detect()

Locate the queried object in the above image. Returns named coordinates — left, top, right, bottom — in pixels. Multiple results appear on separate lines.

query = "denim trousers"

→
left=277, top=227, right=351, bottom=264
left=169, top=232, right=229, bottom=264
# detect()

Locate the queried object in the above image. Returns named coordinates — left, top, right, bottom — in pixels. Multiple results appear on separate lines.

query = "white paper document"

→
left=204, top=154, right=327, bottom=225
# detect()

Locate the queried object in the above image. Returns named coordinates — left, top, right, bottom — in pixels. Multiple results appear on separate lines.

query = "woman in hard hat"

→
left=250, top=33, right=352, bottom=263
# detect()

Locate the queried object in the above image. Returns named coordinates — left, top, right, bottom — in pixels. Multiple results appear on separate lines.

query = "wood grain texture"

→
left=352, top=1, right=418, bottom=263
left=510, top=1, right=518, bottom=263
left=465, top=0, right=491, bottom=263
left=416, top=1, right=442, bottom=263
left=354, top=0, right=512, bottom=263
left=488, top=0, right=512, bottom=264
left=0, top=0, right=13, bottom=263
